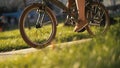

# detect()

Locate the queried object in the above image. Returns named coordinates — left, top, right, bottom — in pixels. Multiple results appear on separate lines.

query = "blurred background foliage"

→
left=0, top=0, right=23, bottom=13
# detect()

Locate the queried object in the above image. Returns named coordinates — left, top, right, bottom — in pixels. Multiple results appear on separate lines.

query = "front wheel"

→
left=19, top=3, right=57, bottom=48
left=86, top=2, right=110, bottom=36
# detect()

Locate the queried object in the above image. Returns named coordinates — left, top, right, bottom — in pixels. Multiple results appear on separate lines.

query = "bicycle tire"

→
left=85, top=2, right=110, bottom=36
left=19, top=3, right=57, bottom=48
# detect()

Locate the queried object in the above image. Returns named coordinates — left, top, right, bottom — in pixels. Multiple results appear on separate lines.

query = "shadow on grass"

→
left=55, top=31, right=91, bottom=43
left=0, top=36, right=17, bottom=40
left=0, top=44, right=30, bottom=52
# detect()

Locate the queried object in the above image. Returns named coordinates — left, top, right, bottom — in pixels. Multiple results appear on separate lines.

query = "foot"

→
left=73, top=20, right=88, bottom=32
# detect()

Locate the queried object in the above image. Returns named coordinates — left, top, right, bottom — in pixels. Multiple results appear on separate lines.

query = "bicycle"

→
left=19, top=0, right=110, bottom=48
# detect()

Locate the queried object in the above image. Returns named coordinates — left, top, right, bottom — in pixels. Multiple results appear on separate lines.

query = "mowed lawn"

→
left=0, top=22, right=120, bottom=68
left=0, top=23, right=90, bottom=52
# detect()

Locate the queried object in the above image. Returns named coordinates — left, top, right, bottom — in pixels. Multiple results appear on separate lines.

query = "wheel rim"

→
left=22, top=7, right=54, bottom=46
left=86, top=3, right=109, bottom=35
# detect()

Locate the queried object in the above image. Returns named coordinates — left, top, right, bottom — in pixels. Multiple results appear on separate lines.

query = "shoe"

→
left=77, top=28, right=86, bottom=32
left=74, top=20, right=88, bottom=32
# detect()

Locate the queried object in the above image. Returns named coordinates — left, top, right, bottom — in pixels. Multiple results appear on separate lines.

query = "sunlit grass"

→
left=24, top=24, right=53, bottom=44
left=0, top=23, right=90, bottom=52
left=0, top=29, right=29, bottom=52
left=0, top=23, right=120, bottom=68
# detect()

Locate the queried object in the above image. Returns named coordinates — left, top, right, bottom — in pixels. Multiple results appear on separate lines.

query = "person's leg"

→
left=74, top=0, right=88, bottom=32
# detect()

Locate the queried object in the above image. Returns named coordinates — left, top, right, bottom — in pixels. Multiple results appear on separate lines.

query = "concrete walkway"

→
left=0, top=39, right=91, bottom=56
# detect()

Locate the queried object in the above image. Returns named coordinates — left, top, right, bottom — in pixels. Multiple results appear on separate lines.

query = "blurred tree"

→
left=0, top=0, right=24, bottom=13
left=110, top=0, right=116, bottom=6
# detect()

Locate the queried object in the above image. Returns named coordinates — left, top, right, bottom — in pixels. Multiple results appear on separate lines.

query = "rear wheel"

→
left=86, top=2, right=110, bottom=35
left=19, top=3, right=57, bottom=48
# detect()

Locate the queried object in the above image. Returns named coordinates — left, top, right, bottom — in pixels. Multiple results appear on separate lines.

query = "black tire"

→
left=85, top=2, right=110, bottom=36
left=19, top=3, right=57, bottom=48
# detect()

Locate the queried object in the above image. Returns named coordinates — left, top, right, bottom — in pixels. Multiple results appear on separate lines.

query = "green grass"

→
left=0, top=22, right=120, bottom=68
left=0, top=29, right=29, bottom=52
left=0, top=23, right=90, bottom=52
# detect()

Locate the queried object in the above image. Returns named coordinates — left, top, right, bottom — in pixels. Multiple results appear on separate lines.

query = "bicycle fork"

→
left=36, top=10, right=45, bottom=28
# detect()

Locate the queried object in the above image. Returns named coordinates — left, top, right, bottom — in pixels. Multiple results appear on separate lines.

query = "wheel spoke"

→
left=86, top=2, right=109, bottom=35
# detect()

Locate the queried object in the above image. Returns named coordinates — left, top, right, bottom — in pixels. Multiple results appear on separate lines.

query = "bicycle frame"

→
left=42, top=0, right=68, bottom=11
left=19, top=0, right=109, bottom=48
left=43, top=0, right=102, bottom=11
left=40, top=0, right=102, bottom=15
left=38, top=0, right=101, bottom=25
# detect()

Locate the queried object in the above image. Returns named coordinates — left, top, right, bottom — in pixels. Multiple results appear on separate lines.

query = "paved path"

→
left=0, top=39, right=91, bottom=56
